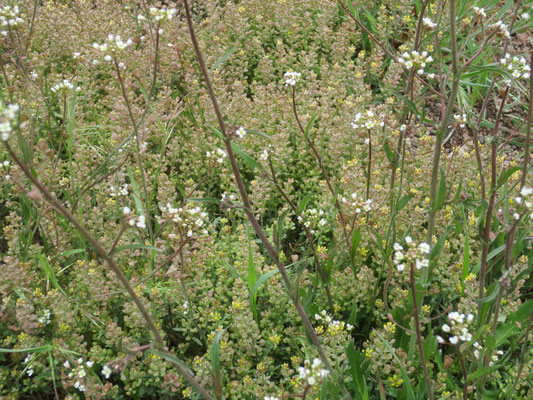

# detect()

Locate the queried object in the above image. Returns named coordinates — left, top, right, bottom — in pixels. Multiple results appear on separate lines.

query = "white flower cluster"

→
left=64, top=358, right=94, bottom=392
left=351, top=110, right=384, bottom=130
left=206, top=148, right=226, bottom=164
left=149, top=7, right=177, bottom=21
left=393, top=236, right=430, bottom=271
left=473, top=7, right=486, bottom=18
left=122, top=207, right=146, bottom=229
left=51, top=79, right=80, bottom=93
left=315, top=310, right=354, bottom=335
left=0, top=5, right=24, bottom=36
left=341, top=193, right=373, bottom=213
left=422, top=18, right=436, bottom=29
left=491, top=21, right=510, bottom=38
left=298, top=358, right=329, bottom=386
left=159, top=202, right=209, bottom=237
left=284, top=71, right=301, bottom=86
left=24, top=354, right=35, bottom=376
left=500, top=54, right=531, bottom=80
left=92, top=34, right=133, bottom=62
left=37, top=309, right=51, bottom=325
left=260, top=149, right=269, bottom=160
left=235, top=126, right=246, bottom=139
left=437, top=311, right=474, bottom=345
left=516, top=187, right=533, bottom=220
left=297, top=208, right=327, bottom=234
left=453, top=113, right=468, bottom=128
left=0, top=101, right=19, bottom=141
left=109, top=183, right=129, bottom=197
left=397, top=50, right=433, bottom=75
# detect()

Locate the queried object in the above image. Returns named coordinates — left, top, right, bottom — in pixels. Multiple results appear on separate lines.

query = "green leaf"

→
left=0, top=345, right=53, bottom=353
left=38, top=251, right=67, bottom=297
left=495, top=323, right=519, bottom=347
left=396, top=194, right=414, bottom=212
left=249, top=269, right=279, bottom=320
left=496, top=166, right=521, bottom=189
left=346, top=341, right=369, bottom=399
left=350, top=228, right=362, bottom=263
left=211, top=328, right=226, bottom=400
left=462, top=234, right=470, bottom=290
left=246, top=226, right=258, bottom=321
left=54, top=248, right=86, bottom=259
left=383, top=142, right=395, bottom=164
left=209, top=46, right=235, bottom=73
left=231, top=141, right=261, bottom=170
left=150, top=350, right=194, bottom=375
left=472, top=245, right=506, bottom=274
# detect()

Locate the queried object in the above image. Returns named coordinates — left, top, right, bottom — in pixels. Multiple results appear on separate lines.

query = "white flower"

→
left=236, top=126, right=246, bottom=139
left=1, top=102, right=20, bottom=141
left=264, top=397, right=280, bottom=400
left=27, top=369, right=34, bottom=376
left=492, top=21, right=510, bottom=38
left=442, top=324, right=451, bottom=332
left=473, top=7, right=486, bottom=18
left=78, top=369, right=86, bottom=378
left=86, top=361, right=94, bottom=368
left=423, top=18, right=436, bottom=29
left=500, top=54, right=530, bottom=80
left=284, top=71, right=301, bottom=86
left=436, top=335, right=445, bottom=344
left=449, top=336, right=459, bottom=344
left=102, top=365, right=112, bottom=379
left=63, top=361, right=70, bottom=368
left=51, top=79, right=74, bottom=93
left=419, top=242, right=430, bottom=254
left=149, top=7, right=177, bottom=22
left=135, top=215, right=146, bottom=229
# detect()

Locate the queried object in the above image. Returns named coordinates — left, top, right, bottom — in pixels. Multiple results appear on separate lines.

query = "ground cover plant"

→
left=0, top=0, right=532, bottom=399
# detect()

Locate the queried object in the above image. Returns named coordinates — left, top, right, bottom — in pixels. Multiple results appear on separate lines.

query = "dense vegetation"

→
left=0, top=0, right=532, bottom=399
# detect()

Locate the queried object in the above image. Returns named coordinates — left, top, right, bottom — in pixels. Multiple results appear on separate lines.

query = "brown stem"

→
left=182, top=1, right=349, bottom=396
left=478, top=85, right=509, bottom=320
left=290, top=87, right=349, bottom=245
left=4, top=142, right=213, bottom=400
left=473, top=1, right=522, bottom=200
left=519, top=50, right=533, bottom=191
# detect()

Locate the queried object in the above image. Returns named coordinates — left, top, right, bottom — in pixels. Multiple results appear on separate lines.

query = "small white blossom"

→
left=149, top=7, right=177, bottom=22
left=492, top=21, right=510, bottom=38
left=0, top=102, right=20, bottom=141
left=500, top=54, right=530, bottom=80
left=102, top=365, right=112, bottom=379
left=423, top=18, right=436, bottom=29
left=51, top=79, right=75, bottom=93
left=236, top=126, right=246, bottom=139
left=284, top=71, right=301, bottom=86
left=473, top=7, right=486, bottom=18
